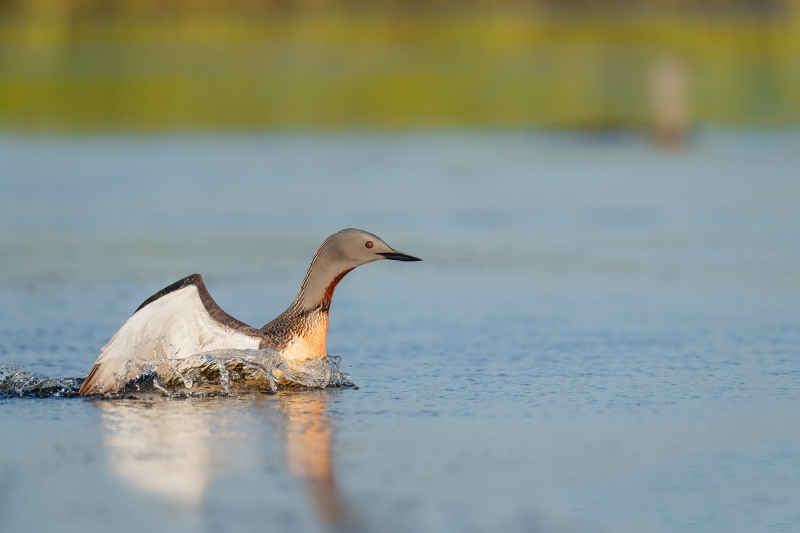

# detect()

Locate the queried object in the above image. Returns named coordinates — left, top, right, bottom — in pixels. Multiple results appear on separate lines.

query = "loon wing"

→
left=78, top=274, right=262, bottom=395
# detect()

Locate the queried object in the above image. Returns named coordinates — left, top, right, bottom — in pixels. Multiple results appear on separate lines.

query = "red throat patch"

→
left=321, top=268, right=355, bottom=308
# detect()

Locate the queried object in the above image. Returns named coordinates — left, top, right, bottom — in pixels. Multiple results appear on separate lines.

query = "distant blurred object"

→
left=648, top=55, right=692, bottom=149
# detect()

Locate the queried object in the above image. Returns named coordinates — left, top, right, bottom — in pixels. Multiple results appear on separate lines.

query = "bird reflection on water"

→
left=280, top=393, right=354, bottom=528
left=95, top=390, right=356, bottom=531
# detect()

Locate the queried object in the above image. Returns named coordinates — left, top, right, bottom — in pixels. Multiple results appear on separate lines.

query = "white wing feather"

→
left=80, top=285, right=260, bottom=394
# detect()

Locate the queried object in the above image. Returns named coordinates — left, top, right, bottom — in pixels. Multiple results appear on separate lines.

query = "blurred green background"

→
left=1, top=0, right=798, bottom=130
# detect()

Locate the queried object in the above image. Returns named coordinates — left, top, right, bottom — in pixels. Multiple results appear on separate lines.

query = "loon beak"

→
left=377, top=250, right=422, bottom=262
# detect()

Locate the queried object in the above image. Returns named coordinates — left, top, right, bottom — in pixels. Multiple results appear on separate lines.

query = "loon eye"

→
left=365, top=241, right=373, bottom=249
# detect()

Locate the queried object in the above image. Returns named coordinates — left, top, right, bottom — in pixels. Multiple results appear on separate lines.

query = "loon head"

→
left=292, top=228, right=421, bottom=312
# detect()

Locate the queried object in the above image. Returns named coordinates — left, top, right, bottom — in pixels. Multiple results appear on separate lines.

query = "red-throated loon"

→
left=78, top=228, right=421, bottom=395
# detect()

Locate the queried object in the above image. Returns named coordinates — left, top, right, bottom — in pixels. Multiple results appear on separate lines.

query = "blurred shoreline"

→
left=1, top=4, right=799, bottom=131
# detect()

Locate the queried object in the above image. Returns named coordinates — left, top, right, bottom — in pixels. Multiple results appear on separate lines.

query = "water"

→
left=1, top=130, right=799, bottom=532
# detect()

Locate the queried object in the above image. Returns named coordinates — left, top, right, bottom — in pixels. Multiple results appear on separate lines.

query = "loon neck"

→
left=259, top=267, right=350, bottom=361
left=290, top=267, right=354, bottom=314
left=260, top=261, right=354, bottom=340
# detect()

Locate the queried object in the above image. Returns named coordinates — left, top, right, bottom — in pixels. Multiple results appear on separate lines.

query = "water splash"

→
left=1, top=337, right=354, bottom=399
left=0, top=365, right=82, bottom=398
left=101, top=337, right=353, bottom=396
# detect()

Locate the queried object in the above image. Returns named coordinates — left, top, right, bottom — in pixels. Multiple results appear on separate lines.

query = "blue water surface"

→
left=1, top=130, right=799, bottom=533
